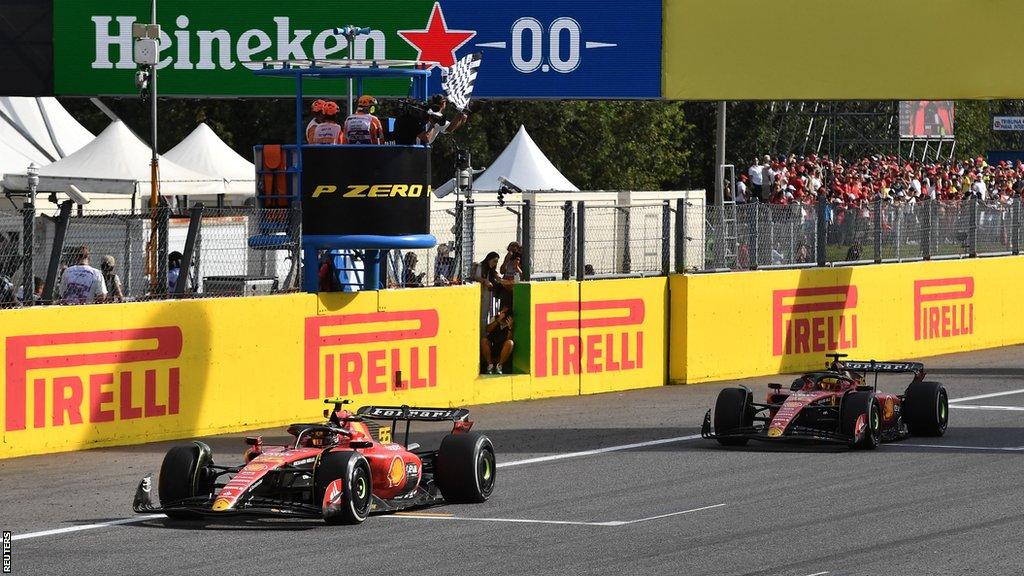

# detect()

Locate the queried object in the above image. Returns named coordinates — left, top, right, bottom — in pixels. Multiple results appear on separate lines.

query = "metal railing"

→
left=3, top=194, right=1018, bottom=307
left=690, top=197, right=1021, bottom=272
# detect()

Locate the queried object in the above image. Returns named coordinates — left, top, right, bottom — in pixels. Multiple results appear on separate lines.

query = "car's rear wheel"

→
left=158, top=442, right=215, bottom=519
left=435, top=432, right=496, bottom=503
left=714, top=388, right=754, bottom=446
left=315, top=451, right=372, bottom=525
left=904, top=381, right=948, bottom=437
left=841, top=392, right=881, bottom=450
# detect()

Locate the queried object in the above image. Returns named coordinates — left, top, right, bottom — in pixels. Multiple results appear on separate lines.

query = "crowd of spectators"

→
left=737, top=153, right=1021, bottom=208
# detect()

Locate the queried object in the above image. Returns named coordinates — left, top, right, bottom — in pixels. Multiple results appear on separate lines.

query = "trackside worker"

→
left=310, top=101, right=342, bottom=144
left=305, top=99, right=326, bottom=143
left=341, top=95, right=384, bottom=145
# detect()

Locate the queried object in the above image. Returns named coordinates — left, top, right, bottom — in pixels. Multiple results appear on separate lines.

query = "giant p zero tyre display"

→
left=714, top=388, right=753, bottom=446
left=904, top=381, right=949, bottom=437
left=158, top=443, right=215, bottom=519
left=435, top=432, right=496, bottom=503
left=314, top=450, right=372, bottom=525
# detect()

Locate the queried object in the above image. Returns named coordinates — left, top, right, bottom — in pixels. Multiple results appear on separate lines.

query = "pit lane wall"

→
left=0, top=278, right=667, bottom=459
left=670, top=258, right=1024, bottom=384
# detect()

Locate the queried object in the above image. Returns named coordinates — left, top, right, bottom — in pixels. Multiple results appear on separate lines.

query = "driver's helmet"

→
left=302, top=429, right=337, bottom=448
left=818, top=377, right=839, bottom=392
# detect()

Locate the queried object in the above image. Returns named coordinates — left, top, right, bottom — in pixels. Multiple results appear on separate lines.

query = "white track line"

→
left=895, top=443, right=1024, bottom=452
left=948, top=388, right=1024, bottom=404
left=388, top=503, right=727, bottom=528
left=10, top=434, right=706, bottom=542
left=802, top=572, right=829, bottom=576
left=950, top=404, right=1024, bottom=412
left=497, top=434, right=703, bottom=468
left=10, top=515, right=164, bottom=541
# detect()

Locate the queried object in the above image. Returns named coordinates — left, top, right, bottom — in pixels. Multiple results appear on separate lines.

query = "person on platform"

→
left=417, top=94, right=468, bottom=145
left=60, top=245, right=107, bottom=305
left=479, top=251, right=513, bottom=312
left=167, top=251, right=183, bottom=292
left=341, top=95, right=384, bottom=145
left=310, top=101, right=343, bottom=144
left=305, top=99, right=327, bottom=143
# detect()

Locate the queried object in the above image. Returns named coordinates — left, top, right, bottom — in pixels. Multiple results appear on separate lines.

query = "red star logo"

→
left=398, top=2, right=476, bottom=68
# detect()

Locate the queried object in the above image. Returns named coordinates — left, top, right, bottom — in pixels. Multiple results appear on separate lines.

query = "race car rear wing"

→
left=356, top=405, right=470, bottom=422
left=841, top=361, right=925, bottom=374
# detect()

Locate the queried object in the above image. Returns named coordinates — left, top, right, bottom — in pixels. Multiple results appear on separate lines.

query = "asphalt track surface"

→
left=4, top=346, right=1024, bottom=576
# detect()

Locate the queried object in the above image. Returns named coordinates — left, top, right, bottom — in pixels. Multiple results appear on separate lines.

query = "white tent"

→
left=471, top=125, right=578, bottom=192
left=0, top=97, right=94, bottom=177
left=164, top=123, right=255, bottom=197
left=2, top=121, right=225, bottom=196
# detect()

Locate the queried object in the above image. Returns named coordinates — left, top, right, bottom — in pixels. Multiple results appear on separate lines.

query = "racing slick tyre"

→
left=841, top=393, right=881, bottom=450
left=314, top=451, right=372, bottom=525
left=435, top=432, right=496, bottom=503
left=714, top=388, right=753, bottom=446
left=158, top=442, right=216, bottom=519
left=904, top=381, right=949, bottom=437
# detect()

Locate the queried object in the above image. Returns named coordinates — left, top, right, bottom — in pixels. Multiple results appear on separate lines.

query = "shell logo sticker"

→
left=212, top=497, right=232, bottom=511
left=883, top=397, right=895, bottom=420
left=387, top=457, right=406, bottom=487
left=246, top=462, right=269, bottom=472
left=768, top=427, right=783, bottom=438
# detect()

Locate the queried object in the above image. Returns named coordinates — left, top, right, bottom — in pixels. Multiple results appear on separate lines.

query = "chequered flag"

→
left=441, top=52, right=482, bottom=112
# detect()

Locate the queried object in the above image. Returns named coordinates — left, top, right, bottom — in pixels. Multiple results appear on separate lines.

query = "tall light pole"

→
left=23, top=162, right=38, bottom=305
left=133, top=0, right=161, bottom=288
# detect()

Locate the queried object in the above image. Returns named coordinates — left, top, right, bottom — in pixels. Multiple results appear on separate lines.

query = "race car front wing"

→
left=700, top=410, right=855, bottom=445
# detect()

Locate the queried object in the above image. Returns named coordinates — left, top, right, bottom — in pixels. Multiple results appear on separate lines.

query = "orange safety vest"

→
left=311, top=121, right=342, bottom=144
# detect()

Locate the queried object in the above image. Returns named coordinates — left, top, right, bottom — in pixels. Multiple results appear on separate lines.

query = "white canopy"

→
left=2, top=121, right=225, bottom=196
left=164, top=123, right=255, bottom=196
left=472, top=125, right=578, bottom=192
left=0, top=97, right=94, bottom=177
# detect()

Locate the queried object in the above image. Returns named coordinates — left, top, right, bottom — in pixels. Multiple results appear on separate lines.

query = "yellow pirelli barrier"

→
left=1, top=278, right=670, bottom=459
left=671, top=258, right=1024, bottom=383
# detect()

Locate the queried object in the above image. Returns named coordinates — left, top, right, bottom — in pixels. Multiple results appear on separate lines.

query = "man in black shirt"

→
left=481, top=307, right=514, bottom=375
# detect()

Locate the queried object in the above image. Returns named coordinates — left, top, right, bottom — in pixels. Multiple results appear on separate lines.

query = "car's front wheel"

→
left=714, top=388, right=753, bottom=446
left=158, top=442, right=215, bottom=519
left=315, top=451, right=372, bottom=525
left=841, top=392, right=881, bottom=450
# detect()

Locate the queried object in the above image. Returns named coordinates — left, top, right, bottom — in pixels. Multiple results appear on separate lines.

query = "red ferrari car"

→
left=701, top=354, right=949, bottom=449
left=134, top=399, right=495, bottom=524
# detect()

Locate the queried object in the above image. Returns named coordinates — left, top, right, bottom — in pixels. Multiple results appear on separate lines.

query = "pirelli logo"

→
left=4, top=327, right=183, bottom=432
left=772, top=286, right=858, bottom=356
left=304, top=310, right=439, bottom=400
left=914, top=277, right=974, bottom=341
left=534, top=299, right=645, bottom=378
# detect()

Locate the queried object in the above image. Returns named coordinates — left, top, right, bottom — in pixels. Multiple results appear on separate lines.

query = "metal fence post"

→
left=21, top=203, right=33, bottom=305
left=464, top=202, right=475, bottom=278
left=1013, top=195, right=1021, bottom=256
left=674, top=198, right=685, bottom=273
left=521, top=199, right=532, bottom=281
left=453, top=200, right=464, bottom=281
left=576, top=201, right=585, bottom=281
left=42, top=200, right=73, bottom=303
left=288, top=200, right=301, bottom=289
left=661, top=200, right=671, bottom=275
left=873, top=198, right=882, bottom=264
left=156, top=205, right=170, bottom=295
left=922, top=199, right=932, bottom=260
left=621, top=205, right=631, bottom=274
left=174, top=204, right=204, bottom=295
left=968, top=196, right=978, bottom=258
left=562, top=201, right=573, bottom=280
left=749, top=200, right=757, bottom=268
left=816, top=192, right=827, bottom=266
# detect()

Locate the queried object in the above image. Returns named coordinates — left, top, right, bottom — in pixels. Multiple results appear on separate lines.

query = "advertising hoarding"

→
left=53, top=0, right=661, bottom=98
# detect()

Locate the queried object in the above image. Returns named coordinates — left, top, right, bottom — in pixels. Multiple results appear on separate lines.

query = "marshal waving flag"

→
left=441, top=52, right=481, bottom=112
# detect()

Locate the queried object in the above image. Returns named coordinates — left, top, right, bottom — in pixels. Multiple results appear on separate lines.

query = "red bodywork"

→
left=765, top=372, right=903, bottom=439
left=212, top=410, right=424, bottom=513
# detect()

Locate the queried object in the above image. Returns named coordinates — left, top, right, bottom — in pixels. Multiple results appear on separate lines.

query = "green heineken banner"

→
left=54, top=0, right=429, bottom=96
left=52, top=0, right=662, bottom=98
